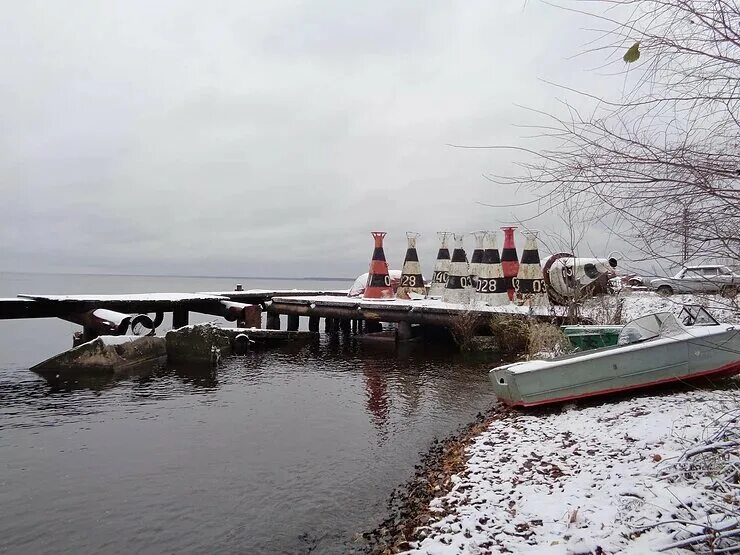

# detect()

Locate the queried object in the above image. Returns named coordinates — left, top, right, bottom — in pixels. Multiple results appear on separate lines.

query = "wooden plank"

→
left=2, top=290, right=349, bottom=321
left=268, top=295, right=567, bottom=327
left=0, top=298, right=62, bottom=319
left=199, top=289, right=348, bottom=303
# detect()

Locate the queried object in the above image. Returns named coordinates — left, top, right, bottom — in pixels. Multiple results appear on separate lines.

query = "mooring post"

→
left=172, top=309, right=189, bottom=329
left=308, top=315, right=320, bottom=332
left=287, top=314, right=300, bottom=331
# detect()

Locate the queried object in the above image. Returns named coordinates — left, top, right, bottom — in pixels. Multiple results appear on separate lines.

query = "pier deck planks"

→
left=0, top=290, right=347, bottom=320
left=268, top=295, right=565, bottom=326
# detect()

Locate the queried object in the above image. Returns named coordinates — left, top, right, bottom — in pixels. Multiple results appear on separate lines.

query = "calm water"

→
left=0, top=273, right=499, bottom=554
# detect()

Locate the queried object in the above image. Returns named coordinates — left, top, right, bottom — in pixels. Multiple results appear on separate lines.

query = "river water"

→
left=0, top=273, right=500, bottom=554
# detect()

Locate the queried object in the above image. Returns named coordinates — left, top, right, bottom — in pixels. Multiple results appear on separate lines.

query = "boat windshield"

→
left=617, top=312, right=684, bottom=346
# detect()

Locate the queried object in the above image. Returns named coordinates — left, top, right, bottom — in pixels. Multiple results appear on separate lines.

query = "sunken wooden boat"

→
left=489, top=306, right=740, bottom=407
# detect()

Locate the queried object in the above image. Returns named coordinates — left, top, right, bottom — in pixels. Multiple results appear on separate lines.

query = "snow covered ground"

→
left=583, top=290, right=740, bottom=325
left=405, top=388, right=739, bottom=554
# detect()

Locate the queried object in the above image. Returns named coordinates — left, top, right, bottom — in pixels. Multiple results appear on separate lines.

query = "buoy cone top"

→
left=513, top=231, right=549, bottom=307
left=474, top=231, right=509, bottom=306
left=396, top=232, right=426, bottom=299
left=443, top=233, right=472, bottom=304
left=469, top=231, right=486, bottom=290
left=427, top=231, right=452, bottom=298
left=364, top=231, right=394, bottom=299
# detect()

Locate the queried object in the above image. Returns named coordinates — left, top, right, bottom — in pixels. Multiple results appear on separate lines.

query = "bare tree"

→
left=493, top=0, right=739, bottom=269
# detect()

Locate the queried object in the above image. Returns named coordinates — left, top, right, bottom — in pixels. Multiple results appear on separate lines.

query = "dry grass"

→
left=489, top=315, right=531, bottom=356
left=490, top=315, right=573, bottom=359
left=449, top=310, right=486, bottom=351
left=526, top=320, right=573, bottom=359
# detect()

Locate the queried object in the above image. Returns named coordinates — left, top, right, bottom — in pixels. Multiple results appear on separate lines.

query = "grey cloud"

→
left=0, top=0, right=626, bottom=279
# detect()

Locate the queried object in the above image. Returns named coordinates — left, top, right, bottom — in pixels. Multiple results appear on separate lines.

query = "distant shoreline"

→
left=0, top=271, right=353, bottom=282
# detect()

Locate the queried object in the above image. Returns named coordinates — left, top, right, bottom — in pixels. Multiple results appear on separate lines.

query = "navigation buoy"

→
left=501, top=226, right=520, bottom=301
left=443, top=234, right=471, bottom=304
left=469, top=231, right=486, bottom=291
left=427, top=232, right=452, bottom=298
left=474, top=231, right=509, bottom=306
left=513, top=231, right=549, bottom=307
left=396, top=232, right=426, bottom=299
left=364, top=231, right=394, bottom=299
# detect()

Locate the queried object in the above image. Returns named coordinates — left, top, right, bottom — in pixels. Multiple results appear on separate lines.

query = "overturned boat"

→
left=489, top=306, right=740, bottom=407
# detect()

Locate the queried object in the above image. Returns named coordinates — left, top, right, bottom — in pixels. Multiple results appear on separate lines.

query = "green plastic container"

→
left=561, top=325, right=623, bottom=351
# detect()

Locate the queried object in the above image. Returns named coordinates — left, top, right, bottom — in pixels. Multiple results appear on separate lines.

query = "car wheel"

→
left=720, top=285, right=738, bottom=299
left=656, top=285, right=674, bottom=297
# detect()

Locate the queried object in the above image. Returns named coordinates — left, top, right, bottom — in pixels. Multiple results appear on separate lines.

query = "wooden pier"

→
left=0, top=289, right=348, bottom=339
left=0, top=288, right=572, bottom=343
left=0, top=289, right=347, bottom=321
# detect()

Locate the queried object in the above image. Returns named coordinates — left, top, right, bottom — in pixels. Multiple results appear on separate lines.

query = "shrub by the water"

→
left=526, top=320, right=573, bottom=359
left=489, top=315, right=530, bottom=356
left=489, top=316, right=572, bottom=359
left=449, top=310, right=487, bottom=351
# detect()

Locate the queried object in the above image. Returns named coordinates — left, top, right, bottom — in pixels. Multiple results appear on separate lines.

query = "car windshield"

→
left=617, top=312, right=683, bottom=345
left=678, top=305, right=719, bottom=326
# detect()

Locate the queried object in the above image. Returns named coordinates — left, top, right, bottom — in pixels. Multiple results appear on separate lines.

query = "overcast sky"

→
left=0, top=0, right=625, bottom=278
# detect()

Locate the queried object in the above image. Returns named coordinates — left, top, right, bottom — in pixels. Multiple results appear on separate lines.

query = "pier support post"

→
left=324, top=317, right=334, bottom=333
left=365, top=320, right=382, bottom=333
left=351, top=319, right=357, bottom=334
left=308, top=316, right=320, bottom=332
left=287, top=314, right=300, bottom=331
left=172, top=309, right=189, bottom=329
left=340, top=319, right=351, bottom=335
left=238, top=305, right=262, bottom=329
left=266, top=312, right=281, bottom=330
left=397, top=321, right=413, bottom=342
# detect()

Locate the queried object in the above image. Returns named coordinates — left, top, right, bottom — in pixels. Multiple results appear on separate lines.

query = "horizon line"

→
left=0, top=270, right=354, bottom=282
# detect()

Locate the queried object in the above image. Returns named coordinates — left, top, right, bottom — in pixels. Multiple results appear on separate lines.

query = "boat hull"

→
left=489, top=327, right=740, bottom=407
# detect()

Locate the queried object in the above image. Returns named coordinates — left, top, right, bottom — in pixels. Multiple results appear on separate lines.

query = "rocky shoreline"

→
left=361, top=404, right=516, bottom=554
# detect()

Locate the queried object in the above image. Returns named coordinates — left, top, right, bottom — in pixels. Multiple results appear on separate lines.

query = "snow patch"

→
left=405, top=389, right=739, bottom=554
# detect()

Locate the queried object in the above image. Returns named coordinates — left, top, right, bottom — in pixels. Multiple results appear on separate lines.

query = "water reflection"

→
left=363, top=359, right=390, bottom=438
left=0, top=334, right=500, bottom=555
left=168, top=363, right=219, bottom=389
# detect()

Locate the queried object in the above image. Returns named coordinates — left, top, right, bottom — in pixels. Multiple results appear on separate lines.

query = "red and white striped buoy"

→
left=427, top=232, right=452, bottom=298
left=501, top=226, right=520, bottom=301
left=396, top=232, right=426, bottom=299
left=443, top=233, right=471, bottom=304
left=513, top=231, right=549, bottom=307
left=474, top=231, right=509, bottom=306
left=363, top=231, right=394, bottom=300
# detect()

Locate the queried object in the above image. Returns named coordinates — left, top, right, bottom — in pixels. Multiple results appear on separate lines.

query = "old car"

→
left=650, top=265, right=739, bottom=297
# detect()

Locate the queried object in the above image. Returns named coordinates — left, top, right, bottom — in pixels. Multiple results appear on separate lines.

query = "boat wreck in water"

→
left=489, top=306, right=740, bottom=407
